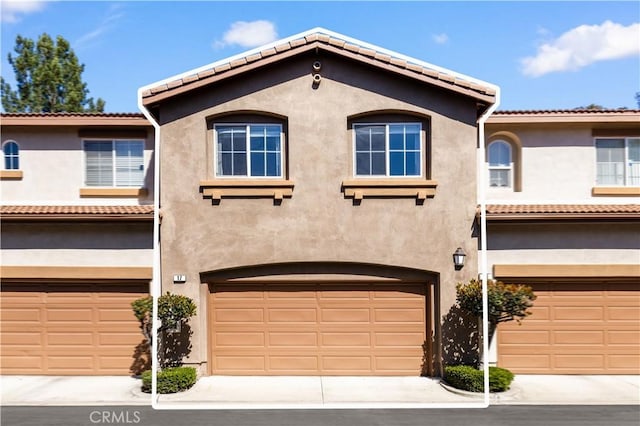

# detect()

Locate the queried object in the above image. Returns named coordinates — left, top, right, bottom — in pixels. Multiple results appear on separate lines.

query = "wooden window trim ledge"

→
left=0, top=170, right=23, bottom=180
left=592, top=186, right=640, bottom=196
left=200, top=179, right=295, bottom=203
left=342, top=179, right=437, bottom=201
left=80, top=188, right=149, bottom=197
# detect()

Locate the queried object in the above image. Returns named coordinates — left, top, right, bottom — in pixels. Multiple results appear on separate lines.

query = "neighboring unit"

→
left=0, top=113, right=155, bottom=375
left=140, top=28, right=497, bottom=376
left=484, top=109, right=640, bottom=374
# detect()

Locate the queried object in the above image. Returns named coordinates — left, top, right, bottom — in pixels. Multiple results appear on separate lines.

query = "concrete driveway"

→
left=2, top=374, right=638, bottom=407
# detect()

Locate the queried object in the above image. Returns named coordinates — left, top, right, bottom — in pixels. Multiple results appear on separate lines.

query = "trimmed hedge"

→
left=141, top=366, right=197, bottom=394
left=444, top=365, right=514, bottom=393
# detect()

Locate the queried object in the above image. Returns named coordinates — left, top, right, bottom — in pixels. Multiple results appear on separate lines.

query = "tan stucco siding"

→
left=157, top=53, right=482, bottom=367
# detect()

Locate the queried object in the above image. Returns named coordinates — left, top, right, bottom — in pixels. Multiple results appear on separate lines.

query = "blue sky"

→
left=1, top=1, right=639, bottom=112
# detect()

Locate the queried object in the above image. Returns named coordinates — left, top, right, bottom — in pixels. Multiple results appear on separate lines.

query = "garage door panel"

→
left=269, top=356, right=319, bottom=371
left=1, top=307, right=42, bottom=322
left=553, top=330, right=604, bottom=345
left=0, top=283, right=148, bottom=375
left=209, top=283, right=428, bottom=375
left=321, top=308, right=369, bottom=323
left=215, top=308, right=264, bottom=323
left=321, top=332, right=371, bottom=347
left=374, top=308, right=424, bottom=323
left=608, top=330, right=640, bottom=345
left=498, top=281, right=639, bottom=374
left=375, top=332, right=425, bottom=347
left=269, top=308, right=318, bottom=323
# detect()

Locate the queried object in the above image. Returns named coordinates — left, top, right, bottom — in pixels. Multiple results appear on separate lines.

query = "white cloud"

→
left=74, top=4, right=124, bottom=49
left=521, top=20, right=640, bottom=77
left=432, top=33, right=449, bottom=45
left=213, top=20, right=278, bottom=49
left=1, top=0, right=46, bottom=23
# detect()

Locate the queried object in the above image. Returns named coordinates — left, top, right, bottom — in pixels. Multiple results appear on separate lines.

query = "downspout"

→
left=476, top=86, right=500, bottom=406
left=137, top=92, right=161, bottom=409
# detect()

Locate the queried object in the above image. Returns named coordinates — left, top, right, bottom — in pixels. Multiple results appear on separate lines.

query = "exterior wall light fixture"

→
left=453, top=247, right=466, bottom=270
left=173, top=274, right=187, bottom=284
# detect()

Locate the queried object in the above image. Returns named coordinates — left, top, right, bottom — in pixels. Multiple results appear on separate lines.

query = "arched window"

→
left=3, top=141, right=19, bottom=170
left=487, top=140, right=512, bottom=188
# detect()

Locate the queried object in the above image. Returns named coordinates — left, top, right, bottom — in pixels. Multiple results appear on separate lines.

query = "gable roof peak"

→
left=140, top=27, right=498, bottom=108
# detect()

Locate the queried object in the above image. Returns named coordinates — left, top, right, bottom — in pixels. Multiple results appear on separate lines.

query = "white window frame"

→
left=213, top=123, right=284, bottom=178
left=83, top=139, right=145, bottom=187
left=352, top=122, right=423, bottom=178
left=595, top=137, right=640, bottom=187
left=2, top=140, right=20, bottom=170
left=487, top=140, right=513, bottom=189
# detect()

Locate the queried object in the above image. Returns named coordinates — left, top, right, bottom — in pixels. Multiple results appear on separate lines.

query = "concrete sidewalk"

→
left=156, top=376, right=480, bottom=408
left=1, top=376, right=151, bottom=406
left=2, top=375, right=638, bottom=407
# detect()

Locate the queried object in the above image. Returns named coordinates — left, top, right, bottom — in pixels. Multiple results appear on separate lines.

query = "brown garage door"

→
left=498, top=281, right=640, bottom=374
left=209, top=283, right=428, bottom=375
left=0, top=283, right=148, bottom=375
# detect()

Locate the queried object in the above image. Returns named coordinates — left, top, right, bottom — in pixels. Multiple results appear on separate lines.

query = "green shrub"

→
left=489, top=366, right=514, bottom=392
left=444, top=365, right=514, bottom=393
left=140, top=366, right=197, bottom=394
left=444, top=365, right=484, bottom=392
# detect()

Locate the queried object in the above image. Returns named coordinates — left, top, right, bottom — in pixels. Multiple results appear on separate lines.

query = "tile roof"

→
left=494, top=109, right=640, bottom=115
left=141, top=28, right=497, bottom=106
left=1, top=112, right=151, bottom=127
left=484, top=204, right=640, bottom=220
left=1, top=205, right=154, bottom=221
left=1, top=112, right=145, bottom=118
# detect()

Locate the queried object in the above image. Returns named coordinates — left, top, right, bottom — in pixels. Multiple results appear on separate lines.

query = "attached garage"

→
left=498, top=280, right=640, bottom=374
left=208, top=282, right=430, bottom=376
left=0, top=282, right=148, bottom=375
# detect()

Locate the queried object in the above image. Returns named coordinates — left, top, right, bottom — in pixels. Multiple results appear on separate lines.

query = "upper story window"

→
left=84, top=139, right=144, bottom=187
left=487, top=140, right=513, bottom=188
left=215, top=124, right=283, bottom=177
left=595, top=137, right=640, bottom=186
left=3, top=141, right=19, bottom=170
left=354, top=123, right=422, bottom=177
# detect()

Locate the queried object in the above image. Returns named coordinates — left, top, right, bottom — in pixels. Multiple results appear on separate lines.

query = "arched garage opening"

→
left=201, top=262, right=439, bottom=376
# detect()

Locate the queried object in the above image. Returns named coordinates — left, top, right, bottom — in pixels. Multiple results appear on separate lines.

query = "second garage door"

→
left=209, top=283, right=428, bottom=375
left=0, top=282, right=148, bottom=375
left=498, top=281, right=640, bottom=374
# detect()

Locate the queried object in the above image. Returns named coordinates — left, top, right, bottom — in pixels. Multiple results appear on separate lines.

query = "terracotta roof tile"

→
left=182, top=74, right=199, bottom=84
left=1, top=205, right=154, bottom=220
left=494, top=109, right=640, bottom=115
left=141, top=29, right=497, bottom=105
left=484, top=204, right=640, bottom=220
left=1, top=112, right=145, bottom=118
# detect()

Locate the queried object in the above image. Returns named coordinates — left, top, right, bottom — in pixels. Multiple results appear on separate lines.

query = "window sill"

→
left=0, top=170, right=23, bottom=180
left=592, top=186, right=640, bottom=196
left=341, top=179, right=437, bottom=202
left=200, top=179, right=295, bottom=203
left=79, top=187, right=148, bottom=198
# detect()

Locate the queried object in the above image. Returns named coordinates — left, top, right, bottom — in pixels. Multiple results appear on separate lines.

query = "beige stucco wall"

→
left=487, top=222, right=640, bottom=268
left=484, top=124, right=640, bottom=203
left=156, top=52, right=483, bottom=371
left=1, top=126, right=154, bottom=204
left=1, top=222, right=154, bottom=267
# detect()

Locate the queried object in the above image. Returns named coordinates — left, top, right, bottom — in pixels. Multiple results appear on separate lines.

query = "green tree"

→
left=1, top=33, right=105, bottom=113
left=456, top=279, right=536, bottom=366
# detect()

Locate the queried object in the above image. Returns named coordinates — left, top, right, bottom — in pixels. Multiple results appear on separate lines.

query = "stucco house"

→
left=0, top=113, right=154, bottom=375
left=484, top=110, right=640, bottom=374
left=1, top=28, right=638, bottom=380
left=139, top=27, right=497, bottom=377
